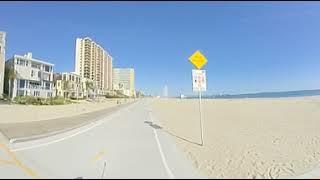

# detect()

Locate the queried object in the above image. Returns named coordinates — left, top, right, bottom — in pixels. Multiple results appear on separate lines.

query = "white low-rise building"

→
left=5, top=52, right=55, bottom=99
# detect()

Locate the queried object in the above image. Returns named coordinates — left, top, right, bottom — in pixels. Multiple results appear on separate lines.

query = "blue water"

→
left=185, top=89, right=320, bottom=99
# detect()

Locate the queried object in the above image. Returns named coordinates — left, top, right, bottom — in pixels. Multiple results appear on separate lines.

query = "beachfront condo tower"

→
left=5, top=53, right=55, bottom=99
left=0, top=31, right=6, bottom=98
left=112, top=68, right=135, bottom=97
left=75, top=37, right=113, bottom=95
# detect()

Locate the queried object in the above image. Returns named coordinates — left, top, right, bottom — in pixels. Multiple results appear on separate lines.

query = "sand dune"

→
left=152, top=97, right=320, bottom=178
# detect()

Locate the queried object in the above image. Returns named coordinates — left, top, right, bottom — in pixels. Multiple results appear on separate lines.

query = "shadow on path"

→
left=144, top=121, right=201, bottom=146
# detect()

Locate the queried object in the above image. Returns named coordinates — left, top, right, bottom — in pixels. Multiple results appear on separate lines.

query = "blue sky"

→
left=1, top=2, right=320, bottom=96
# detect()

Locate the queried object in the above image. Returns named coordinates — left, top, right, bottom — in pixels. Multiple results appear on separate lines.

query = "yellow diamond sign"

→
left=189, top=50, right=207, bottom=69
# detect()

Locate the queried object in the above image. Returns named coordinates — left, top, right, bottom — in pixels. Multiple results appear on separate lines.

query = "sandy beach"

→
left=0, top=98, right=134, bottom=123
left=151, top=96, right=320, bottom=178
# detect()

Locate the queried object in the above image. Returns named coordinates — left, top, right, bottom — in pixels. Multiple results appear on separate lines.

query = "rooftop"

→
left=12, top=52, right=54, bottom=66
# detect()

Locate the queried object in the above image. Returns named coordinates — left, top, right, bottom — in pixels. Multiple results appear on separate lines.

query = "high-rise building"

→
left=75, top=37, right=113, bottom=95
left=0, top=31, right=6, bottom=98
left=112, top=68, right=135, bottom=97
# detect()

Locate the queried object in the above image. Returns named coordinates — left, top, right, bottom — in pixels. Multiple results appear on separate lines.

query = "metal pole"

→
left=101, top=161, right=107, bottom=179
left=199, top=90, right=204, bottom=146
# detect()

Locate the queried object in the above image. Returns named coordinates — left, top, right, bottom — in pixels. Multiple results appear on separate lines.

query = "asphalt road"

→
left=0, top=99, right=204, bottom=179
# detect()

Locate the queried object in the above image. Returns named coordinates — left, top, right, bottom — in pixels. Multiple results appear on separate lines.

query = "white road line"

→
left=153, top=129, right=175, bottom=179
left=149, top=111, right=175, bottom=179
left=11, top=112, right=121, bottom=152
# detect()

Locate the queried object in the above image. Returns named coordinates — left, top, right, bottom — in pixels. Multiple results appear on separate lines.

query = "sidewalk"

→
left=0, top=101, right=136, bottom=143
left=294, top=166, right=320, bottom=179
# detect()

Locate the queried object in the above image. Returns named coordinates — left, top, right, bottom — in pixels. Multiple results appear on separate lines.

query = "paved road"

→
left=0, top=99, right=204, bottom=179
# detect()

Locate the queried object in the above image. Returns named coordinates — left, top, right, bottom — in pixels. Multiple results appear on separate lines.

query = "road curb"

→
left=7, top=100, right=138, bottom=144
left=0, top=131, right=10, bottom=145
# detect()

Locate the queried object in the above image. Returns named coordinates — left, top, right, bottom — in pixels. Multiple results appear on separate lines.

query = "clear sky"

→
left=1, top=2, right=320, bottom=96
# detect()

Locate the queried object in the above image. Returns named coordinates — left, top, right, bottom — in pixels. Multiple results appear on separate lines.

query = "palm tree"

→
left=4, top=67, right=17, bottom=100
left=85, top=80, right=94, bottom=99
left=62, top=80, right=71, bottom=99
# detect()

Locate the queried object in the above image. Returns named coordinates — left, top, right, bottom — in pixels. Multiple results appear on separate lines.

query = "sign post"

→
left=189, top=50, right=207, bottom=146
left=199, top=90, right=203, bottom=146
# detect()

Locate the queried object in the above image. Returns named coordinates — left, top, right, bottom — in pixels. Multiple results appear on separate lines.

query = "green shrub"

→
left=30, top=96, right=41, bottom=105
left=13, top=96, right=27, bottom=104
left=105, top=93, right=128, bottom=98
left=13, top=96, right=72, bottom=105
left=51, top=97, right=66, bottom=105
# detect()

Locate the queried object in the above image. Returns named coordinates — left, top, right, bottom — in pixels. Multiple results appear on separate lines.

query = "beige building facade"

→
left=54, top=72, right=83, bottom=99
left=75, top=37, right=113, bottom=95
left=112, top=68, right=135, bottom=97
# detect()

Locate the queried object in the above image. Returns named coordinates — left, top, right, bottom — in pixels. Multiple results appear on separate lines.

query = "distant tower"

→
left=163, top=85, right=168, bottom=98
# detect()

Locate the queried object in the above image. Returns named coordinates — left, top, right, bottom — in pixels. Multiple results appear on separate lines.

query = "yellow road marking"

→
left=0, top=143, right=39, bottom=178
left=91, top=149, right=106, bottom=163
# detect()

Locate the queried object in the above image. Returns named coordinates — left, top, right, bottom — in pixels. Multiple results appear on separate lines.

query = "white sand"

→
left=152, top=97, right=320, bottom=178
left=0, top=98, right=133, bottom=123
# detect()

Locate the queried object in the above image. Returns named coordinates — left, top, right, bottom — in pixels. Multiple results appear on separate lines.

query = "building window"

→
left=17, top=90, right=25, bottom=96
left=17, top=59, right=26, bottom=66
left=31, top=63, right=40, bottom=69
left=47, top=92, right=52, bottom=98
left=45, top=82, right=50, bottom=90
left=31, top=70, right=34, bottom=77
left=33, top=91, right=40, bottom=97
left=38, top=71, right=41, bottom=78
left=19, top=79, right=26, bottom=88
left=29, top=81, right=41, bottom=89
left=44, top=65, right=50, bottom=72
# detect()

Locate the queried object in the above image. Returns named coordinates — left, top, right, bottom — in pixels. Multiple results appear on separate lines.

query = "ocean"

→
left=185, top=89, right=320, bottom=99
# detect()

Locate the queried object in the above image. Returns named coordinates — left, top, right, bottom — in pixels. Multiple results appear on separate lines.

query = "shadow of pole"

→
left=144, top=121, right=202, bottom=146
